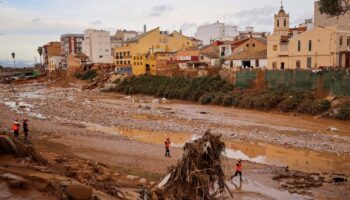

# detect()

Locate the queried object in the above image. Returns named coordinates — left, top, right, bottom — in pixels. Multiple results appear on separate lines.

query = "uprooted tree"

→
left=154, top=130, right=232, bottom=200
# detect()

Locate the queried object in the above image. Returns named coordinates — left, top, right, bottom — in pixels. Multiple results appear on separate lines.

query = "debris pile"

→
left=155, top=130, right=231, bottom=200
left=273, top=168, right=325, bottom=195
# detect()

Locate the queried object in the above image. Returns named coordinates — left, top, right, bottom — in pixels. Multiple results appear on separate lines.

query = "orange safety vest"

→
left=165, top=140, right=171, bottom=148
left=12, top=124, right=19, bottom=131
left=235, top=163, right=242, bottom=172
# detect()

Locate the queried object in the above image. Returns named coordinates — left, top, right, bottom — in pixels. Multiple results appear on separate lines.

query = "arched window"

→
left=284, top=19, right=287, bottom=27
left=277, top=20, right=280, bottom=27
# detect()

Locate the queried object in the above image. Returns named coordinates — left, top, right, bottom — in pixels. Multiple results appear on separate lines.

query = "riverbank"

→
left=0, top=82, right=350, bottom=199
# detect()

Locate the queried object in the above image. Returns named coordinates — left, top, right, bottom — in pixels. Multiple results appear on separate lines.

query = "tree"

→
left=318, top=0, right=350, bottom=16
left=11, top=52, right=15, bottom=67
left=37, top=46, right=43, bottom=66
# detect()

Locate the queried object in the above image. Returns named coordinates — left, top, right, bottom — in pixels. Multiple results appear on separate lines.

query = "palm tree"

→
left=11, top=52, right=15, bottom=67
left=37, top=46, right=43, bottom=66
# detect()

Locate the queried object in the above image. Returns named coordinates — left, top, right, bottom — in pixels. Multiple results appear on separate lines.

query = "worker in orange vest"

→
left=11, top=120, right=20, bottom=137
left=165, top=138, right=171, bottom=157
left=231, top=159, right=243, bottom=182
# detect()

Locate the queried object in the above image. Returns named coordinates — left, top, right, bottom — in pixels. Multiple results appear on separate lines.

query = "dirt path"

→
left=1, top=83, right=350, bottom=199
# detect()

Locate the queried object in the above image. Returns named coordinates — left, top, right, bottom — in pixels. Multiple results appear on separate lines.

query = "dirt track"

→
left=1, top=82, right=350, bottom=199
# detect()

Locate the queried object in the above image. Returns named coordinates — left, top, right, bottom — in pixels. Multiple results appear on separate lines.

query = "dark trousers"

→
left=14, top=130, right=19, bottom=137
left=165, top=148, right=170, bottom=157
left=231, top=171, right=242, bottom=181
left=24, top=131, right=28, bottom=138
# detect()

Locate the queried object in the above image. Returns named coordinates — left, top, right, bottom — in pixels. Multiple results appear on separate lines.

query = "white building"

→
left=111, top=29, right=139, bottom=49
left=48, top=56, right=61, bottom=72
left=83, top=29, right=113, bottom=64
left=194, top=21, right=239, bottom=45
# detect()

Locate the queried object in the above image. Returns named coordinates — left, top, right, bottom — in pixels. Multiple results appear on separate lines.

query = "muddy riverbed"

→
left=0, top=82, right=350, bottom=199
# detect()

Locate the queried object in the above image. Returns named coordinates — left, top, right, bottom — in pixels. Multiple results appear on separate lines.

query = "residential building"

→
left=199, top=45, right=221, bottom=67
left=42, top=42, right=61, bottom=69
left=176, top=49, right=201, bottom=69
left=267, top=5, right=350, bottom=69
left=225, top=37, right=267, bottom=69
left=194, top=21, right=239, bottom=45
left=67, top=53, right=88, bottom=71
left=238, top=27, right=267, bottom=39
left=113, top=27, right=195, bottom=75
left=288, top=27, right=350, bottom=69
left=48, top=56, right=61, bottom=72
left=314, top=1, right=350, bottom=31
left=83, top=29, right=113, bottom=64
left=60, top=34, right=84, bottom=69
left=218, top=41, right=233, bottom=58
left=111, top=29, right=139, bottom=49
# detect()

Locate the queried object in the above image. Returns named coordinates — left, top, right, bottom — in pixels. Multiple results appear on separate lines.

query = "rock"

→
left=139, top=178, right=147, bottom=184
left=66, top=183, right=93, bottom=200
left=327, top=127, right=339, bottom=132
left=0, top=173, right=30, bottom=189
left=126, top=175, right=139, bottom=180
left=152, top=99, right=160, bottom=104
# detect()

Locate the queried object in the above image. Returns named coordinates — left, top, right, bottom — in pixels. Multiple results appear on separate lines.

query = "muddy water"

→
left=86, top=124, right=350, bottom=175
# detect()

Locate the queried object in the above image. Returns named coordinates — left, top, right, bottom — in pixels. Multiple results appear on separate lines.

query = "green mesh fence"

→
left=235, top=70, right=257, bottom=89
left=234, top=70, right=350, bottom=97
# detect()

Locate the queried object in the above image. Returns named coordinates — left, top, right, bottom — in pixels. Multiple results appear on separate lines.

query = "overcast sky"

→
left=0, top=0, right=316, bottom=65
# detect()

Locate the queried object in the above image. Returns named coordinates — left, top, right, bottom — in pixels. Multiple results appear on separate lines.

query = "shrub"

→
left=334, top=102, right=350, bottom=120
left=199, top=94, right=214, bottom=105
left=75, top=69, right=97, bottom=80
left=277, top=96, right=301, bottom=112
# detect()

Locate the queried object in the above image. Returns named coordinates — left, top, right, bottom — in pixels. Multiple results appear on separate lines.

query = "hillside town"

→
left=1, top=1, right=350, bottom=200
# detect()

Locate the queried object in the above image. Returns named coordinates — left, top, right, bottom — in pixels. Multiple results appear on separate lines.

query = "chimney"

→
left=144, top=25, right=147, bottom=33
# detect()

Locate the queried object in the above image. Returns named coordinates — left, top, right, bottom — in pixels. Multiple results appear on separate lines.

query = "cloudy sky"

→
left=0, top=0, right=315, bottom=66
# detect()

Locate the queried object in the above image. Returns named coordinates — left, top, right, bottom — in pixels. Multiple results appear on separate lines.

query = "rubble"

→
left=154, top=130, right=232, bottom=200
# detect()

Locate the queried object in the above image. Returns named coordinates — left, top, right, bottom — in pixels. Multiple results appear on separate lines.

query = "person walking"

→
left=23, top=118, right=29, bottom=138
left=231, top=159, right=243, bottom=182
left=165, top=138, right=171, bottom=157
left=11, top=120, right=20, bottom=137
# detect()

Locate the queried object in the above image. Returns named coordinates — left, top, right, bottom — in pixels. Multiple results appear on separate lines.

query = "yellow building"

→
left=267, top=5, right=291, bottom=69
left=113, top=27, right=195, bottom=75
left=267, top=5, right=350, bottom=69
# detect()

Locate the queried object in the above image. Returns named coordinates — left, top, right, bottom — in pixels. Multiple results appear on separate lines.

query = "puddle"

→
left=85, top=124, right=350, bottom=175
left=227, top=179, right=310, bottom=200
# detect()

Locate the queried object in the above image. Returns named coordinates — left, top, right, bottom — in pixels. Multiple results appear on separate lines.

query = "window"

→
left=296, top=60, right=301, bottom=68
left=277, top=20, right=280, bottom=27
left=308, top=40, right=312, bottom=52
left=298, top=40, right=301, bottom=52
left=347, top=36, right=350, bottom=46
left=246, top=44, right=249, bottom=47
left=284, top=19, right=287, bottom=27
left=340, top=36, right=343, bottom=46
left=273, top=45, right=277, bottom=51
left=307, top=57, right=312, bottom=68
left=116, top=61, right=119, bottom=65
left=281, top=62, right=285, bottom=70
left=253, top=43, right=256, bottom=47
left=128, top=60, right=130, bottom=65
left=272, top=62, right=277, bottom=69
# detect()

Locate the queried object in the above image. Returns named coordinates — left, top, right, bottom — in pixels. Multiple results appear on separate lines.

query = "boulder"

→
left=66, top=183, right=93, bottom=200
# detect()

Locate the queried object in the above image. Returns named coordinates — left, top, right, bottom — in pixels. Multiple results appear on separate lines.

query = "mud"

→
left=0, top=82, right=350, bottom=199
